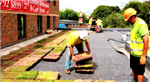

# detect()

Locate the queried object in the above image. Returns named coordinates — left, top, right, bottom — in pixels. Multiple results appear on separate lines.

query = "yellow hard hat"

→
left=124, top=8, right=137, bottom=21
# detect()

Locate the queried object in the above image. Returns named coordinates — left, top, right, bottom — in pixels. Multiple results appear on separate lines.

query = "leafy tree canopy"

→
left=90, top=5, right=120, bottom=19
left=59, top=8, right=89, bottom=23
left=59, top=8, right=79, bottom=21
left=121, top=1, right=150, bottom=28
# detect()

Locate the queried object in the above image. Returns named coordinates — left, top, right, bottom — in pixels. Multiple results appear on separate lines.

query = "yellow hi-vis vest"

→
left=67, top=31, right=84, bottom=47
left=89, top=19, right=92, bottom=25
left=96, top=19, right=103, bottom=28
left=130, top=18, right=149, bottom=57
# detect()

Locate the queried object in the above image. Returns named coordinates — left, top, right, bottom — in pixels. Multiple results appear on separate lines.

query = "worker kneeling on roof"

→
left=65, top=30, right=91, bottom=74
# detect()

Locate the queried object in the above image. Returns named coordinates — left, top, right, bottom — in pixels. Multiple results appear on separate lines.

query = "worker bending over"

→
left=65, top=31, right=91, bottom=74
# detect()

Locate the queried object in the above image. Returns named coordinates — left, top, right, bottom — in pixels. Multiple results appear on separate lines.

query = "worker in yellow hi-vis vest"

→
left=65, top=31, right=91, bottom=74
left=96, top=18, right=103, bottom=33
left=88, top=17, right=93, bottom=29
left=124, top=8, right=149, bottom=82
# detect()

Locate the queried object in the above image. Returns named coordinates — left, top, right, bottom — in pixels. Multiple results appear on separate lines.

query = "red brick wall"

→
left=1, top=13, right=18, bottom=47
left=49, top=16, right=59, bottom=29
left=42, top=16, right=47, bottom=33
left=50, top=16, right=53, bottom=29
left=26, top=15, right=37, bottom=38
left=1, top=14, right=53, bottom=47
left=1, top=0, right=60, bottom=48
left=49, top=0, right=59, bottom=14
left=49, top=0, right=59, bottom=29
left=56, top=17, right=59, bottom=29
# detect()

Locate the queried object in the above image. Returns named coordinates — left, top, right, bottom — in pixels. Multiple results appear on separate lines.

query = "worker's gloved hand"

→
left=140, top=56, right=146, bottom=65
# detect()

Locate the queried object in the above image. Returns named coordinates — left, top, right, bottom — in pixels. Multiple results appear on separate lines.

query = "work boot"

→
left=66, top=69, right=71, bottom=74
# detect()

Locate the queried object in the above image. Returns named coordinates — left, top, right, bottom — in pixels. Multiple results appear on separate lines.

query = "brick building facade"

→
left=1, top=0, right=59, bottom=48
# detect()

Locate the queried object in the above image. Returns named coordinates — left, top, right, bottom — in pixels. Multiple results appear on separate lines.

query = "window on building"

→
left=53, top=16, right=56, bottom=29
left=47, top=16, right=50, bottom=29
left=37, top=15, right=42, bottom=34
left=53, top=0, right=56, bottom=5
left=17, top=14, right=26, bottom=39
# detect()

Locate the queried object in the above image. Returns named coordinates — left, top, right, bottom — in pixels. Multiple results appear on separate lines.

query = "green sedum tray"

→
left=74, top=60, right=93, bottom=68
left=36, top=71, right=59, bottom=80
left=15, top=71, right=38, bottom=79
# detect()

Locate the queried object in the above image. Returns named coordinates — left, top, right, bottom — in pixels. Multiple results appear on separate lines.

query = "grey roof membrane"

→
left=31, top=30, right=143, bottom=82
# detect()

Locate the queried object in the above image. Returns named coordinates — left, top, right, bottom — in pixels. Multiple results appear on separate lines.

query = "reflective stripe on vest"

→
left=130, top=18, right=149, bottom=56
left=131, top=40, right=143, bottom=44
left=131, top=40, right=150, bottom=44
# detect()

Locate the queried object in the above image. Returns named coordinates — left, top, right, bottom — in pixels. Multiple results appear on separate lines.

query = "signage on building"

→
left=0, top=0, right=49, bottom=14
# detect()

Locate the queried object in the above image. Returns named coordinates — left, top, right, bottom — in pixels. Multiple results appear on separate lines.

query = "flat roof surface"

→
left=31, top=31, right=149, bottom=82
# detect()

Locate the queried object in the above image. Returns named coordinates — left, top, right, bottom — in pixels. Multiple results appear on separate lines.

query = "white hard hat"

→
left=80, top=31, right=88, bottom=40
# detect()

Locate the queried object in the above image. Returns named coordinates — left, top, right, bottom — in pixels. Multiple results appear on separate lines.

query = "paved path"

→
left=31, top=31, right=150, bottom=82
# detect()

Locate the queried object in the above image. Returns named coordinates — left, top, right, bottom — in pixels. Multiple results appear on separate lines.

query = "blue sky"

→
left=59, top=0, right=149, bottom=16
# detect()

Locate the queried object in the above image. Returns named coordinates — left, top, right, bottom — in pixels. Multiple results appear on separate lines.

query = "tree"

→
left=59, top=8, right=89, bottom=23
left=59, top=11, right=65, bottom=19
left=90, top=5, right=120, bottom=19
left=121, top=1, right=150, bottom=28
left=110, top=6, right=121, bottom=13
left=59, top=8, right=79, bottom=21
left=121, top=1, right=141, bottom=14
left=104, top=13, right=128, bottom=28
left=82, top=13, right=89, bottom=23
left=139, top=2, right=150, bottom=27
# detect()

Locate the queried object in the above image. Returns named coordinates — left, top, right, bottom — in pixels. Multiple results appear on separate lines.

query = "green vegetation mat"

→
left=33, top=45, right=43, bottom=49
left=6, top=66, right=29, bottom=72
left=35, top=52, right=46, bottom=55
left=36, top=71, right=59, bottom=80
left=15, top=71, right=38, bottom=79
left=51, top=49, right=63, bottom=53
left=1, top=71, right=22, bottom=79
left=36, top=39, right=50, bottom=43
left=43, top=47, right=53, bottom=49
